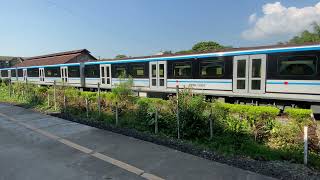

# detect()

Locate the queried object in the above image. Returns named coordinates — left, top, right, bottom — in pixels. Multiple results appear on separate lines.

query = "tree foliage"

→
left=288, top=23, right=320, bottom=44
left=191, top=41, right=225, bottom=52
left=115, top=54, right=128, bottom=59
left=175, top=41, right=226, bottom=54
left=157, top=50, right=172, bottom=55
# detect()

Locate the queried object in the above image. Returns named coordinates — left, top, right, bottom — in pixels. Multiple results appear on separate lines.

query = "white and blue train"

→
left=1, top=43, right=320, bottom=110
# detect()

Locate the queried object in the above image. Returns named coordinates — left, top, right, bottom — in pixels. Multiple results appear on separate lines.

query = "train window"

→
left=115, top=65, right=127, bottom=77
left=18, top=69, right=23, bottom=77
left=84, top=64, right=99, bottom=78
left=199, top=61, right=224, bottom=78
left=27, top=68, right=39, bottom=77
left=131, top=64, right=145, bottom=78
left=252, top=59, right=261, bottom=78
left=11, top=69, right=16, bottom=77
left=237, top=60, right=246, bottom=78
left=68, top=66, right=80, bottom=77
left=278, top=55, right=317, bottom=76
left=1, top=70, right=8, bottom=77
left=173, top=62, right=192, bottom=78
left=45, top=67, right=60, bottom=77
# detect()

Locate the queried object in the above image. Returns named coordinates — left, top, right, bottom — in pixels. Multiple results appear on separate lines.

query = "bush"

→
left=214, top=102, right=279, bottom=141
left=1, top=82, right=320, bottom=169
left=284, top=108, right=313, bottom=128
left=268, top=121, right=302, bottom=149
left=135, top=97, right=175, bottom=135
left=175, top=90, right=209, bottom=139
left=112, top=76, right=133, bottom=103
left=80, top=91, right=97, bottom=101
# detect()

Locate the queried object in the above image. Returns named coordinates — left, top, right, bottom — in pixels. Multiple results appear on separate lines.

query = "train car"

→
left=5, top=63, right=84, bottom=87
left=3, top=43, right=320, bottom=110
left=40, top=63, right=84, bottom=87
left=82, top=44, right=320, bottom=105
left=0, top=68, right=19, bottom=82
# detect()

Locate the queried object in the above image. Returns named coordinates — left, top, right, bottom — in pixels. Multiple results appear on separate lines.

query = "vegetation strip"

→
left=1, top=81, right=320, bottom=179
left=0, top=111, right=165, bottom=180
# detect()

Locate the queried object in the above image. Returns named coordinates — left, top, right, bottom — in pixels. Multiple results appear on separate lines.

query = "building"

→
left=0, top=56, right=24, bottom=68
left=15, top=49, right=97, bottom=67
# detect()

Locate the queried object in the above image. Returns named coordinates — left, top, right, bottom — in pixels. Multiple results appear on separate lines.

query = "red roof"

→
left=15, top=49, right=95, bottom=67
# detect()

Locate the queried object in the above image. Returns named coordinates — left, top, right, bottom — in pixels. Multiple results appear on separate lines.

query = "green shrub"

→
left=223, top=115, right=250, bottom=134
left=64, top=87, right=80, bottom=98
left=214, top=102, right=279, bottom=141
left=112, top=76, right=133, bottom=103
left=80, top=91, right=98, bottom=101
left=284, top=108, right=313, bottom=128
left=268, top=121, right=302, bottom=149
left=134, top=97, right=175, bottom=135
left=174, top=90, right=209, bottom=139
left=215, top=102, right=279, bottom=119
left=1, top=82, right=320, bottom=169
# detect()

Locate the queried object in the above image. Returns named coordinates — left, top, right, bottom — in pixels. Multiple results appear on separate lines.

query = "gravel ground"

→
left=45, top=112, right=320, bottom=180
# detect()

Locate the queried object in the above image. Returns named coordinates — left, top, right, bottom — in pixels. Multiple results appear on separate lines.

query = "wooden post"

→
left=155, top=108, right=158, bottom=134
left=97, top=83, right=101, bottom=116
left=304, top=126, right=308, bottom=165
left=176, top=85, right=180, bottom=139
left=53, top=80, right=57, bottom=111
left=85, top=98, right=89, bottom=118
left=115, top=102, right=119, bottom=126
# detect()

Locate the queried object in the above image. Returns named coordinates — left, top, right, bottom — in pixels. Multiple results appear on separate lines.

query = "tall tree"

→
left=191, top=41, right=224, bottom=52
left=162, top=50, right=173, bottom=55
left=115, top=54, right=127, bottom=59
left=288, top=23, right=320, bottom=44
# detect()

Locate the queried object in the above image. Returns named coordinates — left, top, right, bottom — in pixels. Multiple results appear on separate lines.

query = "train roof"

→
left=86, top=42, right=320, bottom=65
left=3, top=43, right=320, bottom=69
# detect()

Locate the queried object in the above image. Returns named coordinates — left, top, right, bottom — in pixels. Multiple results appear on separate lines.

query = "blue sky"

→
left=1, top=0, right=320, bottom=58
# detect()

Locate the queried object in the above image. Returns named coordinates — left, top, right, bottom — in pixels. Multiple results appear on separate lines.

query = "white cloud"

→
left=242, top=2, right=320, bottom=40
left=248, top=13, right=257, bottom=24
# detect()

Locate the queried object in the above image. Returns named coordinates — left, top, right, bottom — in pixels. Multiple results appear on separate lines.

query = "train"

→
left=1, top=43, right=320, bottom=111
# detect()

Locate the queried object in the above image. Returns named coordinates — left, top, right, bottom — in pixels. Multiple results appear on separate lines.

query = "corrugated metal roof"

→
left=15, top=49, right=94, bottom=67
left=23, top=49, right=88, bottom=61
left=16, top=53, right=82, bottom=67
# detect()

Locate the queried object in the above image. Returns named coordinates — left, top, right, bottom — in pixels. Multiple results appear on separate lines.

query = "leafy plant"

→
left=284, top=108, right=313, bottom=128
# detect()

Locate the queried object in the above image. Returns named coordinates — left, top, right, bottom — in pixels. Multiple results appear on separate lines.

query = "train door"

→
left=60, top=66, right=68, bottom=84
left=39, top=68, right=45, bottom=82
left=150, top=61, right=167, bottom=89
left=100, top=64, right=111, bottom=88
left=23, top=69, right=27, bottom=81
left=233, top=54, right=266, bottom=94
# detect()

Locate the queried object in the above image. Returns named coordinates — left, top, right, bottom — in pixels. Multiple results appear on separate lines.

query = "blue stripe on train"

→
left=167, top=80, right=232, bottom=84
left=267, top=81, right=320, bottom=85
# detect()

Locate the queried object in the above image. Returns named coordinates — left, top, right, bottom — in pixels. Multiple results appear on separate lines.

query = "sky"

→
left=1, top=0, right=320, bottom=58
